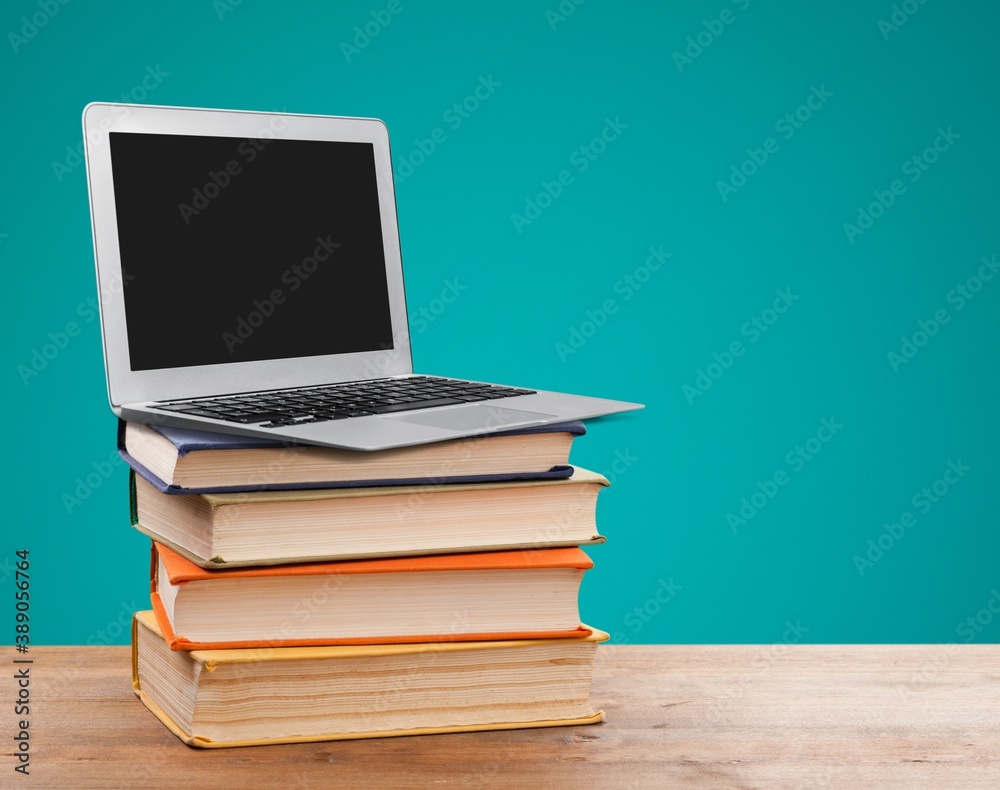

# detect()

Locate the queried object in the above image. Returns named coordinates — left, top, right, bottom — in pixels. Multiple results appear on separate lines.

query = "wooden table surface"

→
left=7, top=644, right=1000, bottom=788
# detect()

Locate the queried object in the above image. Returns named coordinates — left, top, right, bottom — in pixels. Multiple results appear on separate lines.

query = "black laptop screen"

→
left=108, top=132, right=395, bottom=371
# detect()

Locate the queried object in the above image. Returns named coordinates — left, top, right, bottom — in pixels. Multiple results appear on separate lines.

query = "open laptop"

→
left=83, top=103, right=642, bottom=451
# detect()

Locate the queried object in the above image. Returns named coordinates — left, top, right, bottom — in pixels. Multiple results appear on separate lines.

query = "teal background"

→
left=3, top=0, right=999, bottom=646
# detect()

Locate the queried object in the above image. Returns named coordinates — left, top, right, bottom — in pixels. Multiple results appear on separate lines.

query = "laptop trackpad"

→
left=382, top=405, right=557, bottom=432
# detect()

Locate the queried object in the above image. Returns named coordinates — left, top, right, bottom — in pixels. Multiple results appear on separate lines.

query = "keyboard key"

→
left=181, top=408, right=228, bottom=418
left=229, top=412, right=305, bottom=424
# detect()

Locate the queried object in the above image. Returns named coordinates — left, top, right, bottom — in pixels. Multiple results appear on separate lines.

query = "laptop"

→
left=83, top=103, right=642, bottom=451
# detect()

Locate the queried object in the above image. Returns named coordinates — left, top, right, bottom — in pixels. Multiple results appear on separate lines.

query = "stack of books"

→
left=122, top=419, right=611, bottom=748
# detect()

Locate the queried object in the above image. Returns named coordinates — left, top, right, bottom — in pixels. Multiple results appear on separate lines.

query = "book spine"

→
left=128, top=469, right=139, bottom=526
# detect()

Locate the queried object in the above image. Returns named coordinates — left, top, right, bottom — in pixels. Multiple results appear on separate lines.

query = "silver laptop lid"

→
left=83, top=103, right=412, bottom=407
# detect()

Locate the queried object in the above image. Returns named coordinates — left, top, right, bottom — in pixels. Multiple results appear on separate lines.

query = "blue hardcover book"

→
left=118, top=419, right=584, bottom=494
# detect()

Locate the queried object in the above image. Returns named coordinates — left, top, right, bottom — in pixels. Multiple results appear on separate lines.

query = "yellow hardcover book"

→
left=132, top=611, right=607, bottom=748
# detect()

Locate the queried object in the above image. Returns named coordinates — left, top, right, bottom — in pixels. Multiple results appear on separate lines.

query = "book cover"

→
left=129, top=466, right=608, bottom=568
left=119, top=418, right=584, bottom=494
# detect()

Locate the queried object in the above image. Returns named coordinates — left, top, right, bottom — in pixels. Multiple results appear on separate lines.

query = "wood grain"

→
left=6, top=644, right=1000, bottom=788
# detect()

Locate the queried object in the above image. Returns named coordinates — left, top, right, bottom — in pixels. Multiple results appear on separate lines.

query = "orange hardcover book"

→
left=151, top=542, right=594, bottom=650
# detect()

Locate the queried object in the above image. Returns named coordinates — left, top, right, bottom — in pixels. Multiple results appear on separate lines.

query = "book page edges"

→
left=134, top=522, right=605, bottom=569
left=132, top=684, right=603, bottom=749
left=147, top=596, right=596, bottom=651
left=200, top=466, right=609, bottom=507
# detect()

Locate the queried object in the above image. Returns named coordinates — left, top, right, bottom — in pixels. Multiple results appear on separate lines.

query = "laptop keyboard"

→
left=151, top=377, right=536, bottom=428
